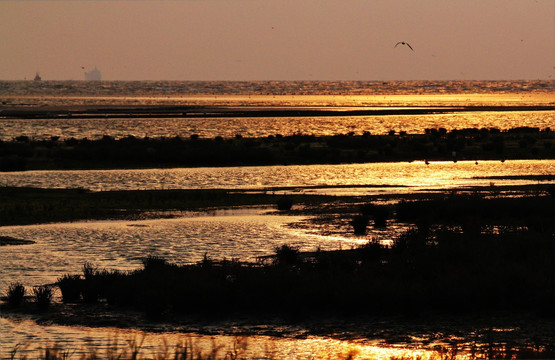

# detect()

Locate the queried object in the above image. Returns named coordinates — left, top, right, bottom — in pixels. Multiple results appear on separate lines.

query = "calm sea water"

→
left=1, top=80, right=554, bottom=358
left=2, top=80, right=553, bottom=97
left=1, top=80, right=553, bottom=140
left=2, top=160, right=554, bottom=193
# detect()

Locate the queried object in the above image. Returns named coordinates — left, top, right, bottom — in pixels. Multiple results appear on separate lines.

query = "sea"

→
left=1, top=80, right=554, bottom=359
left=1, top=80, right=554, bottom=141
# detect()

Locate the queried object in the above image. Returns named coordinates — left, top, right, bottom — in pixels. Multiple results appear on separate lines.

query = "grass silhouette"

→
left=1, top=127, right=553, bottom=171
left=47, top=220, right=554, bottom=319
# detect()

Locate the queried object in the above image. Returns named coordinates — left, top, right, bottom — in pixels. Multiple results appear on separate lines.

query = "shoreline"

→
left=2, top=128, right=554, bottom=172
left=1, top=103, right=553, bottom=120
left=2, top=304, right=555, bottom=350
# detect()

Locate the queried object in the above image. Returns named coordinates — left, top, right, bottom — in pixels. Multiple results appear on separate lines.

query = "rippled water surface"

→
left=0, top=318, right=439, bottom=360
left=2, top=111, right=553, bottom=141
left=0, top=210, right=406, bottom=359
left=1, top=80, right=553, bottom=140
left=0, top=209, right=367, bottom=289
left=2, top=160, right=553, bottom=193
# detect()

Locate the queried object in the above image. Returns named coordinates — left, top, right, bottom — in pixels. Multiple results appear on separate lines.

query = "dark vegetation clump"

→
left=360, top=203, right=390, bottom=228
left=32, top=286, right=53, bottom=311
left=351, top=214, right=369, bottom=235
left=54, top=192, right=555, bottom=320
left=57, top=274, right=82, bottom=303
left=5, top=282, right=26, bottom=308
left=1, top=127, right=553, bottom=172
left=276, top=198, right=293, bottom=211
left=395, top=193, right=555, bottom=232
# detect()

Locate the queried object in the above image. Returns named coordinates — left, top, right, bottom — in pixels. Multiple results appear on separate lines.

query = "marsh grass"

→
left=57, top=274, right=82, bottom=303
left=6, top=282, right=26, bottom=308
left=5, top=193, right=552, bottom=319
left=351, top=214, right=369, bottom=235
left=49, top=217, right=555, bottom=319
left=32, top=286, right=53, bottom=311
left=6, top=339, right=555, bottom=360
left=7, top=336, right=254, bottom=360
left=2, top=127, right=553, bottom=172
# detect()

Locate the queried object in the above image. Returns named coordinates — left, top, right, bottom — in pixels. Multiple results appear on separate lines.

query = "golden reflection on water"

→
left=4, top=92, right=555, bottom=108
left=1, top=160, right=553, bottom=193
left=0, top=318, right=440, bottom=360
left=2, top=110, right=552, bottom=141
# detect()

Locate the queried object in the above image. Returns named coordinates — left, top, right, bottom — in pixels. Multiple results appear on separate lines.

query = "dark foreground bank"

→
left=2, top=191, right=555, bottom=357
left=1, top=127, right=554, bottom=171
left=4, top=193, right=554, bottom=318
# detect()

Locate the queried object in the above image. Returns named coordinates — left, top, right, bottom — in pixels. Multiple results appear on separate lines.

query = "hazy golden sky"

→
left=1, top=0, right=554, bottom=81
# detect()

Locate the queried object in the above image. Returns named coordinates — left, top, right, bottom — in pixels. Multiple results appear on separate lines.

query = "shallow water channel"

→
left=1, top=209, right=404, bottom=359
left=2, top=160, right=554, bottom=194
left=0, top=208, right=364, bottom=288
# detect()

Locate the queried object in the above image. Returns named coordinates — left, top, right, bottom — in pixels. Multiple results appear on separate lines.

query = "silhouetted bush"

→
left=274, top=245, right=301, bottom=267
left=361, top=204, right=390, bottom=228
left=5, top=282, right=26, bottom=308
left=57, top=274, right=82, bottom=303
left=351, top=215, right=369, bottom=235
left=276, top=198, right=293, bottom=211
left=33, top=286, right=52, bottom=310
left=141, top=255, right=168, bottom=271
left=81, top=262, right=100, bottom=303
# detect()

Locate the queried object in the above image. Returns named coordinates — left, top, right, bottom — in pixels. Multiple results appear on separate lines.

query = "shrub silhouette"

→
left=360, top=204, right=390, bottom=228
left=351, top=215, right=369, bottom=235
left=57, top=274, right=82, bottom=303
left=276, top=198, right=293, bottom=211
left=33, top=286, right=52, bottom=311
left=6, top=282, right=25, bottom=308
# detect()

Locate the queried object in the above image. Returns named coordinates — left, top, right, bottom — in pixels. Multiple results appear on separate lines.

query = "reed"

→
left=57, top=274, right=82, bottom=303
left=5, top=282, right=26, bottom=308
left=32, top=286, right=52, bottom=311
left=43, top=218, right=554, bottom=320
left=5, top=340, right=555, bottom=360
left=1, top=127, right=553, bottom=172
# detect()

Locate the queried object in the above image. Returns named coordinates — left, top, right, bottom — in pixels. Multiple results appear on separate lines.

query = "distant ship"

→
left=85, top=67, right=101, bottom=81
left=34, top=72, right=42, bottom=81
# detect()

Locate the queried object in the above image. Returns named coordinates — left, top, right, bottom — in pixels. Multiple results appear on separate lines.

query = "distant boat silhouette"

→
left=85, top=67, right=101, bottom=81
left=394, top=41, right=414, bottom=51
left=34, top=72, right=42, bottom=81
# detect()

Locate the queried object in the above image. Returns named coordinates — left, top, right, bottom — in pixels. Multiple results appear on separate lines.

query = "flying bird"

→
left=394, top=41, right=414, bottom=51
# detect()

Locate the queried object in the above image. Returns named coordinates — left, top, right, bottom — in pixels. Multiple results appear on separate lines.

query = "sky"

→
left=1, top=0, right=554, bottom=81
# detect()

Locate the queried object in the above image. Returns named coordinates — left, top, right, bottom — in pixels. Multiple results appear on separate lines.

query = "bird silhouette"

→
left=395, top=41, right=414, bottom=51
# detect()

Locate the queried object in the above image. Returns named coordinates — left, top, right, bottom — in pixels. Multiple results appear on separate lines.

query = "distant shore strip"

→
left=1, top=104, right=553, bottom=120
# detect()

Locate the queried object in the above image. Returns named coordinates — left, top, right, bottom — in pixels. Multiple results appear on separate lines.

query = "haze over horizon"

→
left=1, top=0, right=554, bottom=81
